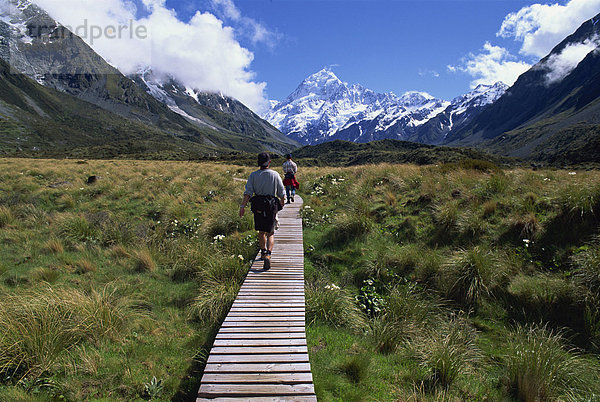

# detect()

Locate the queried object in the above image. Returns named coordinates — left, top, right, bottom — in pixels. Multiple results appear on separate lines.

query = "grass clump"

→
left=440, top=246, right=499, bottom=308
left=306, top=283, right=367, bottom=332
left=0, top=286, right=131, bottom=380
left=408, top=317, right=480, bottom=390
left=503, top=325, right=600, bottom=401
left=57, top=215, right=99, bottom=245
left=0, top=206, right=14, bottom=228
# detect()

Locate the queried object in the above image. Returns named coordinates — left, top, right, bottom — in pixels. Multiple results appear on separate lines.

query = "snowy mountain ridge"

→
left=263, top=68, right=507, bottom=145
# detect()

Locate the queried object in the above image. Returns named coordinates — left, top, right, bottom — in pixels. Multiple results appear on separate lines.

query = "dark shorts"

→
left=254, top=211, right=277, bottom=233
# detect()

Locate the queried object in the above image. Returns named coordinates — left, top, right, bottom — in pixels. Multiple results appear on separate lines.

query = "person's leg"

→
left=285, top=186, right=292, bottom=203
left=266, top=231, right=275, bottom=252
left=258, top=231, right=267, bottom=259
left=291, top=187, right=296, bottom=202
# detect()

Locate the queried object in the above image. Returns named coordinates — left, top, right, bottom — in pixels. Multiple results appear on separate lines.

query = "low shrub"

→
left=503, top=325, right=600, bottom=401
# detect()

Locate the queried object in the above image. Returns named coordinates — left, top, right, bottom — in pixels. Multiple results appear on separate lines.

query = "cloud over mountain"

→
left=34, top=0, right=270, bottom=112
left=498, top=0, right=600, bottom=58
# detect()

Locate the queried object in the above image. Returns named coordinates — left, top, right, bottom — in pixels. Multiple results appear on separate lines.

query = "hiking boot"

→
left=259, top=249, right=267, bottom=261
left=286, top=198, right=291, bottom=204
left=291, top=196, right=295, bottom=202
left=263, top=251, right=271, bottom=270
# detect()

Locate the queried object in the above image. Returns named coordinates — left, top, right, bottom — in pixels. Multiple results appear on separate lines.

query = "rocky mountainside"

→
left=410, top=82, right=508, bottom=145
left=263, top=68, right=506, bottom=146
left=0, top=0, right=297, bottom=156
left=449, top=13, right=600, bottom=163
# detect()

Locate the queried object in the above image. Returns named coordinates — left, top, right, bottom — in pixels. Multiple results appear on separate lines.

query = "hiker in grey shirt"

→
left=239, top=152, right=285, bottom=269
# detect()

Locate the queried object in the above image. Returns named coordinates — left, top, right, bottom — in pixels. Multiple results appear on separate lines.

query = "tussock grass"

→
left=190, top=277, right=240, bottom=325
left=503, top=325, right=600, bottom=401
left=0, top=206, right=14, bottom=228
left=0, top=286, right=131, bottom=379
left=29, top=267, right=60, bottom=283
left=408, top=317, right=480, bottom=390
left=306, top=283, right=367, bottom=332
left=132, top=249, right=157, bottom=272
left=43, top=238, right=64, bottom=254
left=57, top=215, right=99, bottom=245
left=440, top=247, right=499, bottom=308
left=371, top=284, right=443, bottom=353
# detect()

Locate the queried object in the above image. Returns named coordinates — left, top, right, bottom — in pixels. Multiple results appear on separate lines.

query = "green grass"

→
left=0, top=158, right=257, bottom=400
left=300, top=163, right=600, bottom=400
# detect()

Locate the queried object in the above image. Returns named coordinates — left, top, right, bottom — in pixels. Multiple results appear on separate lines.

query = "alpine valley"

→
left=0, top=0, right=298, bottom=159
left=265, top=12, right=600, bottom=165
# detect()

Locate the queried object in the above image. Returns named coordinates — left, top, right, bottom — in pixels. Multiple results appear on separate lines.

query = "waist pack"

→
left=250, top=195, right=281, bottom=217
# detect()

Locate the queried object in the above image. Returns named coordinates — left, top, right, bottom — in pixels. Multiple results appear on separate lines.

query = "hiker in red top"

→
left=239, top=152, right=285, bottom=270
left=282, top=154, right=299, bottom=204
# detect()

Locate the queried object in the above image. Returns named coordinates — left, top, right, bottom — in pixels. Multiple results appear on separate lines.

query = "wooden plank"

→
left=201, top=372, right=313, bottom=384
left=210, top=346, right=308, bottom=354
left=213, top=339, right=307, bottom=347
left=227, top=311, right=305, bottom=317
left=198, top=384, right=315, bottom=397
left=207, top=353, right=309, bottom=363
left=198, top=397, right=317, bottom=402
left=218, top=326, right=305, bottom=333
left=204, top=362, right=312, bottom=373
left=228, top=306, right=305, bottom=312
left=216, top=332, right=306, bottom=340
left=198, top=196, right=316, bottom=400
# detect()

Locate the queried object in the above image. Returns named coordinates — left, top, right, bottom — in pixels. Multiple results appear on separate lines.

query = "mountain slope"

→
left=409, top=82, right=508, bottom=145
left=449, top=13, right=600, bottom=163
left=0, top=0, right=297, bottom=155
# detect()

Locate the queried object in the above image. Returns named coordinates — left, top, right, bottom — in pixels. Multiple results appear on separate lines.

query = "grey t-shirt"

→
left=244, top=169, right=285, bottom=198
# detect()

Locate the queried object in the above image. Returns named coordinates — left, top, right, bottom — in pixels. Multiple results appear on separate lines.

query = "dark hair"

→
left=285, top=154, right=292, bottom=160
left=258, top=152, right=270, bottom=167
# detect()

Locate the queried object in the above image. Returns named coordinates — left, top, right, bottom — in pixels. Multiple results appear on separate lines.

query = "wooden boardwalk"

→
left=198, top=196, right=316, bottom=401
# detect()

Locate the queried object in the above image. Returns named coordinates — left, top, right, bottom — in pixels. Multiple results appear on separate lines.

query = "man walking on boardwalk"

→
left=239, top=152, right=285, bottom=270
left=282, top=153, right=299, bottom=204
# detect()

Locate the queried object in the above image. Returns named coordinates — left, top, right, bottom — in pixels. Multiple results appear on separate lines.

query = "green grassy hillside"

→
left=292, top=139, right=515, bottom=167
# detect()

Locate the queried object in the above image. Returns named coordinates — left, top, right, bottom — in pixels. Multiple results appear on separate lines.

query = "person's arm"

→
left=276, top=175, right=285, bottom=207
left=239, top=194, right=251, bottom=217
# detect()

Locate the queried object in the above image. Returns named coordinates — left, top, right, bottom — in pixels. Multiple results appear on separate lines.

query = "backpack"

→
left=250, top=195, right=280, bottom=217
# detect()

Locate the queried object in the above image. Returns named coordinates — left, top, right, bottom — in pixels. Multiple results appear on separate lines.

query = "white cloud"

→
left=498, top=0, right=600, bottom=58
left=543, top=35, right=600, bottom=84
left=448, top=42, right=531, bottom=88
left=33, top=0, right=269, bottom=112
left=210, top=0, right=278, bottom=46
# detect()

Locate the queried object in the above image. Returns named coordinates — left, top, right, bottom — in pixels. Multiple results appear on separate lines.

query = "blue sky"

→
left=197, top=0, right=537, bottom=100
left=36, top=0, right=600, bottom=110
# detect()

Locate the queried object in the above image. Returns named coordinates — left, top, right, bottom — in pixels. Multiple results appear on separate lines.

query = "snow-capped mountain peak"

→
left=264, top=69, right=451, bottom=145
